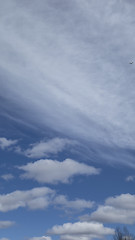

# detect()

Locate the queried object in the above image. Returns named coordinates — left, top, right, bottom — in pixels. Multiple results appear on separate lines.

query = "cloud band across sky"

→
left=1, top=0, right=135, bottom=168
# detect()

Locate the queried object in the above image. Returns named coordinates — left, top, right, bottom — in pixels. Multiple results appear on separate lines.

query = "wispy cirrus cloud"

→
left=0, top=137, right=17, bottom=150
left=53, top=195, right=94, bottom=212
left=0, top=136, right=77, bottom=158
left=28, top=237, right=51, bottom=240
left=47, top=221, right=114, bottom=240
left=53, top=196, right=94, bottom=213
left=1, top=0, right=135, bottom=166
left=126, top=175, right=135, bottom=182
left=20, top=138, right=77, bottom=158
left=0, top=238, right=10, bottom=240
left=18, top=158, right=100, bottom=184
left=1, top=174, right=14, bottom=181
left=0, top=221, right=14, bottom=229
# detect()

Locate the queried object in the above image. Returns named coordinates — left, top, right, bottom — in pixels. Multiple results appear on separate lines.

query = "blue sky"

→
left=0, top=0, right=135, bottom=239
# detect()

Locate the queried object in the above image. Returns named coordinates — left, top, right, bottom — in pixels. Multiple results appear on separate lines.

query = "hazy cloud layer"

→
left=48, top=221, right=114, bottom=240
left=0, top=137, right=17, bottom=150
left=82, top=193, right=135, bottom=224
left=1, top=0, right=135, bottom=166
left=18, top=158, right=100, bottom=184
left=22, top=138, right=77, bottom=158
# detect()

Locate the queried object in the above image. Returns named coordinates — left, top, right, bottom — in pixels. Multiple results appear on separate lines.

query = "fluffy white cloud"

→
left=28, top=237, right=51, bottom=240
left=18, top=158, right=100, bottom=184
left=0, top=221, right=14, bottom=229
left=105, top=193, right=135, bottom=209
left=54, top=195, right=94, bottom=212
left=0, top=186, right=94, bottom=213
left=23, top=138, right=77, bottom=158
left=48, top=221, right=114, bottom=240
left=90, top=206, right=135, bottom=224
left=60, top=236, right=94, bottom=240
left=0, top=187, right=55, bottom=212
left=1, top=174, right=14, bottom=181
left=0, top=137, right=17, bottom=150
left=83, top=193, right=135, bottom=224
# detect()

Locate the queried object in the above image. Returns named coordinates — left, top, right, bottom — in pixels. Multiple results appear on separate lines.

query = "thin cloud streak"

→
left=22, top=138, right=77, bottom=158
left=1, top=174, right=14, bottom=181
left=53, top=195, right=94, bottom=212
left=0, top=137, right=17, bottom=150
left=0, top=221, right=14, bottom=229
left=126, top=175, right=135, bottom=182
left=0, top=238, right=10, bottom=240
left=28, top=237, right=51, bottom=240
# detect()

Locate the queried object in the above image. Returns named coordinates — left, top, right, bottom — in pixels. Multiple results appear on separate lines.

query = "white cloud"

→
left=53, top=195, right=94, bottom=212
left=105, top=193, right=135, bottom=209
left=1, top=0, right=135, bottom=166
left=18, top=158, right=100, bottom=184
left=0, top=137, right=17, bottom=150
left=0, top=187, right=55, bottom=212
left=1, top=174, right=14, bottom=181
left=48, top=221, right=114, bottom=240
left=83, top=193, right=135, bottom=224
left=60, top=236, right=93, bottom=240
left=23, top=138, right=77, bottom=158
left=0, top=186, right=94, bottom=213
left=28, top=237, right=51, bottom=240
left=0, top=238, right=10, bottom=240
left=126, top=175, right=135, bottom=182
left=0, top=221, right=14, bottom=229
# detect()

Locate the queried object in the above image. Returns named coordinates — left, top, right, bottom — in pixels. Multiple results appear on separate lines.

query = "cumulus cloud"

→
left=0, top=221, right=14, bottom=229
left=82, top=193, right=135, bottom=224
left=1, top=174, right=14, bottom=181
left=1, top=0, right=135, bottom=166
left=0, top=187, right=55, bottom=212
left=60, top=236, right=92, bottom=240
left=23, top=138, right=77, bottom=158
left=53, top=195, right=94, bottom=212
left=28, top=236, right=51, bottom=240
left=48, top=221, right=114, bottom=240
left=0, top=186, right=94, bottom=213
left=0, top=137, right=17, bottom=150
left=18, top=158, right=100, bottom=184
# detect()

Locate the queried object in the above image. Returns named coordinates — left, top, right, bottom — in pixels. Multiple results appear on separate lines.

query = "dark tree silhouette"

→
left=113, top=227, right=135, bottom=240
